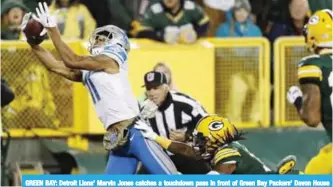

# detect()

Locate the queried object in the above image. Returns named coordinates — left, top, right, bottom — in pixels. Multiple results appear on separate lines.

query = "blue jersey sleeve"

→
left=99, top=44, right=128, bottom=66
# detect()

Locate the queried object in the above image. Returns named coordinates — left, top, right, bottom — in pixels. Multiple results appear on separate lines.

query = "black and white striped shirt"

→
left=147, top=91, right=207, bottom=140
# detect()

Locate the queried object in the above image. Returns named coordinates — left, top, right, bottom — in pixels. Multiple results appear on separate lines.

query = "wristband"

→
left=155, top=136, right=172, bottom=149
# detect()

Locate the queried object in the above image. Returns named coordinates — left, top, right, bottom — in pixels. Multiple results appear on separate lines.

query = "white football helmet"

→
left=88, top=25, right=130, bottom=55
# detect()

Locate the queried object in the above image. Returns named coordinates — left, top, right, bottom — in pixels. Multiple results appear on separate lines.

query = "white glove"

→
left=287, top=86, right=303, bottom=104
left=163, top=26, right=180, bottom=44
left=33, top=2, right=57, bottom=28
left=134, top=120, right=158, bottom=141
left=21, top=12, right=31, bottom=31
left=140, top=99, right=158, bottom=119
left=179, top=23, right=197, bottom=44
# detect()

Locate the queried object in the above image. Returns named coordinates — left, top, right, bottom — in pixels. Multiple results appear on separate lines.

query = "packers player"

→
left=135, top=114, right=300, bottom=174
left=287, top=9, right=332, bottom=174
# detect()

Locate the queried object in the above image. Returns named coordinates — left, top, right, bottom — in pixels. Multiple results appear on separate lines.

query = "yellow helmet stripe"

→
left=214, top=148, right=241, bottom=159
left=214, top=149, right=237, bottom=158
left=322, top=9, right=332, bottom=19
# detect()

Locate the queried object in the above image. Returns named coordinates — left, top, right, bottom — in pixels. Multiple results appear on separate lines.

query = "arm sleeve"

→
left=297, top=58, right=322, bottom=86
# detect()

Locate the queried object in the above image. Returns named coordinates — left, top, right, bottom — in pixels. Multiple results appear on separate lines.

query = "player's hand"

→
left=134, top=120, right=158, bottom=141
left=33, top=2, right=57, bottom=28
left=140, top=99, right=158, bottom=119
left=170, top=129, right=186, bottom=142
left=164, top=26, right=180, bottom=44
left=21, top=12, right=47, bottom=46
left=22, top=12, right=47, bottom=35
left=287, top=86, right=303, bottom=104
left=21, top=12, right=32, bottom=31
left=179, top=24, right=197, bottom=44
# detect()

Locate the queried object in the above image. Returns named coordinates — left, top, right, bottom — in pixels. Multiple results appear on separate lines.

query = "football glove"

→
left=33, top=2, right=57, bottom=28
left=134, top=120, right=157, bottom=141
left=287, top=86, right=303, bottom=104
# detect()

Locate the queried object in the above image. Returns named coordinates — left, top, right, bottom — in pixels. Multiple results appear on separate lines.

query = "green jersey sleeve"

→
left=298, top=55, right=323, bottom=86
left=212, top=145, right=241, bottom=167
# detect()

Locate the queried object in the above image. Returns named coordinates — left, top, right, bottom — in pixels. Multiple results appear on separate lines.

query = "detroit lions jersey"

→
left=82, top=44, right=139, bottom=130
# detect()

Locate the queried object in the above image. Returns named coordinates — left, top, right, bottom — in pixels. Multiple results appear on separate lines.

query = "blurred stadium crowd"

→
left=1, top=0, right=331, bottom=42
left=1, top=0, right=331, bottom=83
left=0, top=0, right=332, bottom=183
left=1, top=0, right=331, bottom=120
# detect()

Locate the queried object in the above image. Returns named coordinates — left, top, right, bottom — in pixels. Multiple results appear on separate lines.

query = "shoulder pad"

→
left=300, top=55, right=320, bottom=63
left=101, top=44, right=127, bottom=64
left=184, top=1, right=195, bottom=10
left=151, top=3, right=163, bottom=14
left=104, top=44, right=126, bottom=56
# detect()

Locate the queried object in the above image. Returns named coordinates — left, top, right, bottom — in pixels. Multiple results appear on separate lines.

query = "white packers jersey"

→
left=82, top=44, right=139, bottom=130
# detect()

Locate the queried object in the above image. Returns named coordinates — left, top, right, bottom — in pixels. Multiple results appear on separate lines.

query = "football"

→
left=23, top=19, right=44, bottom=38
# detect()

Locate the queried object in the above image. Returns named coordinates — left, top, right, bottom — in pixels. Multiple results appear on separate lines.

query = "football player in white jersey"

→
left=21, top=2, right=178, bottom=174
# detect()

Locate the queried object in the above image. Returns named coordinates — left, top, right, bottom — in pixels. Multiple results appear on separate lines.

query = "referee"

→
left=139, top=71, right=210, bottom=174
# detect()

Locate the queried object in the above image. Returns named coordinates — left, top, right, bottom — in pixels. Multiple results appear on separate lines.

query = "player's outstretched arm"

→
left=48, top=27, right=81, bottom=62
left=33, top=2, right=83, bottom=65
left=46, top=25, right=118, bottom=72
left=299, top=84, right=321, bottom=126
left=33, top=3, right=120, bottom=72
left=134, top=121, right=199, bottom=159
left=21, top=12, right=81, bottom=82
left=31, top=45, right=82, bottom=82
left=164, top=139, right=199, bottom=160
left=287, top=60, right=323, bottom=127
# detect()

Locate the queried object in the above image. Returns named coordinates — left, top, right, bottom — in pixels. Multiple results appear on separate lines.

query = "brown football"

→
left=23, top=19, right=44, bottom=38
